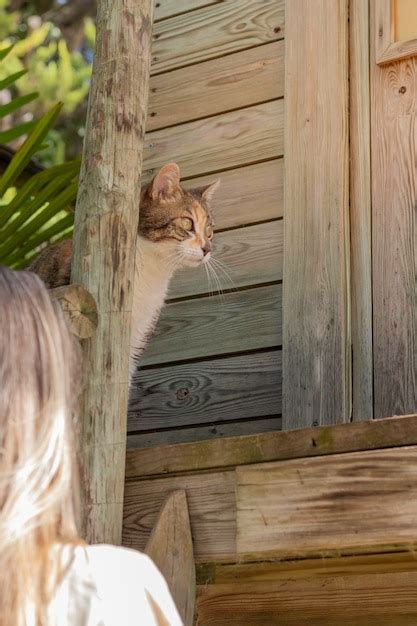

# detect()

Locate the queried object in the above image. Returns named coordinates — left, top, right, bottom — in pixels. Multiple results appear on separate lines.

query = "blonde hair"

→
left=0, top=266, right=82, bottom=625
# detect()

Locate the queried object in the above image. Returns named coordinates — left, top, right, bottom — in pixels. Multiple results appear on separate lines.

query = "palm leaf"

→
left=0, top=92, right=39, bottom=118
left=0, top=69, right=28, bottom=91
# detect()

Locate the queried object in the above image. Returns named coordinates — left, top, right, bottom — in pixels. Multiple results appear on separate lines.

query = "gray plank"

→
left=141, top=284, right=282, bottom=366
left=127, top=417, right=282, bottom=449
left=129, top=350, right=282, bottom=430
left=169, top=220, right=283, bottom=299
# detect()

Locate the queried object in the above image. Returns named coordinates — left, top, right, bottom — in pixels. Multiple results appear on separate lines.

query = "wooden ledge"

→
left=125, top=414, right=417, bottom=480
left=50, top=284, right=98, bottom=339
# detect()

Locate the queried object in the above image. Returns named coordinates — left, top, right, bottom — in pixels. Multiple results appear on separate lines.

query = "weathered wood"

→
left=371, top=5, right=417, bottom=418
left=50, top=284, right=98, bottom=339
left=123, top=471, right=236, bottom=562
left=375, top=0, right=417, bottom=64
left=349, top=0, right=373, bottom=421
left=124, top=414, right=417, bottom=479
left=183, top=159, right=284, bottom=230
left=196, top=572, right=417, bottom=626
left=154, top=0, right=221, bottom=22
left=197, top=551, right=417, bottom=585
left=283, top=0, right=350, bottom=429
left=141, top=284, right=282, bottom=366
left=147, top=41, right=284, bottom=131
left=128, top=350, right=282, bottom=431
left=168, top=220, right=283, bottom=299
left=151, top=0, right=284, bottom=74
left=236, top=446, right=417, bottom=561
left=71, top=0, right=154, bottom=543
left=127, top=417, right=282, bottom=449
left=145, top=491, right=195, bottom=626
left=143, top=100, right=284, bottom=182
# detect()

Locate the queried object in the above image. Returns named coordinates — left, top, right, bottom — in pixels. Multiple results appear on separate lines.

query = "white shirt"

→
left=48, top=544, right=183, bottom=626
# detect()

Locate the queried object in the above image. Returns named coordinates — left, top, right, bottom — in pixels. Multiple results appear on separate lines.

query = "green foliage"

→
left=0, top=46, right=77, bottom=269
left=0, top=0, right=94, bottom=165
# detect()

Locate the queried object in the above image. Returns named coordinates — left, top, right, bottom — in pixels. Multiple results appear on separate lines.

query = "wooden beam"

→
left=50, top=284, right=97, bottom=339
left=283, top=0, right=350, bottom=428
left=71, top=0, right=154, bottom=543
left=236, top=446, right=417, bottom=561
left=196, top=571, right=417, bottom=626
left=371, top=1, right=417, bottom=418
left=349, top=0, right=373, bottom=421
left=146, top=491, right=195, bottom=626
left=125, top=414, right=417, bottom=480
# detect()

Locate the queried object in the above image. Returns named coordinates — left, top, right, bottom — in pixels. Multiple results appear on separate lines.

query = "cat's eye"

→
left=206, top=224, right=213, bottom=239
left=179, top=217, right=194, bottom=231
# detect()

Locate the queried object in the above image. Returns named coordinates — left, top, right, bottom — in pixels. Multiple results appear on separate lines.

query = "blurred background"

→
left=0, top=0, right=95, bottom=166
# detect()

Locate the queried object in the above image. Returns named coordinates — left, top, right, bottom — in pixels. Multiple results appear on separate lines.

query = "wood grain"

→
left=375, top=0, right=417, bottom=64
left=147, top=41, right=284, bottom=130
left=123, top=471, right=236, bottom=562
left=183, top=159, right=284, bottom=230
left=151, top=0, right=284, bottom=74
left=141, top=284, right=282, bottom=366
left=124, top=414, right=417, bottom=479
left=197, top=551, right=417, bottom=584
left=349, top=0, right=373, bottom=421
left=154, top=0, right=222, bottom=22
left=196, top=572, right=417, bottom=626
left=283, top=0, right=350, bottom=429
left=371, top=6, right=417, bottom=418
left=50, top=284, right=98, bottom=339
left=128, top=350, right=282, bottom=430
left=127, top=417, right=282, bottom=449
left=145, top=491, right=195, bottom=626
left=142, top=100, right=284, bottom=181
left=236, top=446, right=417, bottom=560
left=168, top=220, right=283, bottom=299
left=71, top=0, right=153, bottom=543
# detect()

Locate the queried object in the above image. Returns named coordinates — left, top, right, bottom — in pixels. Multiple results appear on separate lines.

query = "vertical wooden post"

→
left=283, top=0, right=351, bottom=429
left=371, top=1, right=417, bottom=418
left=71, top=0, right=153, bottom=543
left=349, top=0, right=373, bottom=421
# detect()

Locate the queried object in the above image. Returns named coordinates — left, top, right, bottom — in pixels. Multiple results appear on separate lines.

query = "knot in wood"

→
left=176, top=387, right=190, bottom=401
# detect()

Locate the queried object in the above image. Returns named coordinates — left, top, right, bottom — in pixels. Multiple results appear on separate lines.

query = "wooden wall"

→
left=128, top=0, right=285, bottom=447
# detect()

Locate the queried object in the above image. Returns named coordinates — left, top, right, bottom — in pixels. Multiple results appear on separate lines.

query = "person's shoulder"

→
left=83, top=545, right=183, bottom=626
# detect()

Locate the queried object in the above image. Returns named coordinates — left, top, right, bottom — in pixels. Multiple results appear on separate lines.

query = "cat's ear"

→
left=201, top=179, right=220, bottom=203
left=151, top=163, right=181, bottom=200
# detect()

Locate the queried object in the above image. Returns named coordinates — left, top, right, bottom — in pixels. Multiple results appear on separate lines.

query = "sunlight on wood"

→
left=394, top=0, right=417, bottom=42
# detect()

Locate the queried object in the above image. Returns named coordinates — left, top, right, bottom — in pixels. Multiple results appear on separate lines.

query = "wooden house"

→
left=68, top=1, right=417, bottom=624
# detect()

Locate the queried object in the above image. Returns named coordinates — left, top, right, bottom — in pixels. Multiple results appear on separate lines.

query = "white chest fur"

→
left=129, top=236, right=175, bottom=378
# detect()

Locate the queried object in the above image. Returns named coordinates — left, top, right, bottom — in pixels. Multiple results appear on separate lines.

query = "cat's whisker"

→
left=203, top=262, right=214, bottom=297
left=206, top=260, right=225, bottom=304
left=209, top=257, right=237, bottom=290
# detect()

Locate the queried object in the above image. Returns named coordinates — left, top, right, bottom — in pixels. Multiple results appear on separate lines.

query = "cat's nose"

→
left=202, top=242, right=212, bottom=256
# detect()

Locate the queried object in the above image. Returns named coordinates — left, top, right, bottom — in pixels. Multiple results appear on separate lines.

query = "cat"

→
left=28, top=162, right=220, bottom=380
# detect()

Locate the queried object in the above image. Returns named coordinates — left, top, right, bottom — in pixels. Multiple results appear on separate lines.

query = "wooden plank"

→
left=123, top=471, right=236, bottom=562
left=147, top=41, right=284, bottom=131
left=145, top=491, right=195, bottom=626
left=127, top=417, right=282, bottom=449
left=236, top=446, right=417, bottom=561
left=50, top=284, right=98, bottom=339
left=197, top=551, right=417, bottom=585
left=141, top=284, right=282, bottom=366
left=168, top=220, right=283, bottom=299
left=375, top=0, right=417, bottom=64
left=143, top=100, right=283, bottom=182
left=154, top=0, right=221, bottom=22
left=371, top=5, right=417, bottom=418
left=124, top=414, right=417, bottom=479
left=128, top=351, right=282, bottom=431
left=196, top=572, right=417, bottom=626
left=151, top=0, right=284, bottom=74
left=349, top=0, right=373, bottom=421
left=394, top=0, right=417, bottom=42
left=71, top=0, right=153, bottom=543
left=283, top=0, right=350, bottom=429
left=183, top=159, right=284, bottom=230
